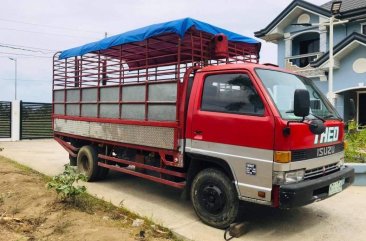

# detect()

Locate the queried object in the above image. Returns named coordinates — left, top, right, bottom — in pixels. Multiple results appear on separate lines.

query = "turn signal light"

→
left=274, top=151, right=291, bottom=163
left=258, top=191, right=266, bottom=198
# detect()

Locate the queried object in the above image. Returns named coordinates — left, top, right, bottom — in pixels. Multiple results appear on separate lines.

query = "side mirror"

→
left=349, top=98, right=356, bottom=120
left=294, top=89, right=310, bottom=117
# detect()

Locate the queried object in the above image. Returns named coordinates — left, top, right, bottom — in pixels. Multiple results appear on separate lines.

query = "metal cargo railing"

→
left=52, top=29, right=259, bottom=122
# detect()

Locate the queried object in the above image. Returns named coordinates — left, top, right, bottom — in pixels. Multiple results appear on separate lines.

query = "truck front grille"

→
left=292, top=143, right=344, bottom=162
left=304, top=163, right=340, bottom=180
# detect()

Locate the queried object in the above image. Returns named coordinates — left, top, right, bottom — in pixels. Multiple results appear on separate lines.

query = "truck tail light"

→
left=274, top=151, right=291, bottom=163
left=272, top=185, right=280, bottom=208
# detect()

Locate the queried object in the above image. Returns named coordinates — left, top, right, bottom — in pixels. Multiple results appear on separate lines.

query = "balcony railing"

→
left=285, top=52, right=326, bottom=78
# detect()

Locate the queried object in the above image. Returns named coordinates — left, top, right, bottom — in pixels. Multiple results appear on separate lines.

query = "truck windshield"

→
left=255, top=68, right=340, bottom=120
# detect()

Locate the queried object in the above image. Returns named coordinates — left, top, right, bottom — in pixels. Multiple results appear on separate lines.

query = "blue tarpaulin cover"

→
left=59, top=17, right=259, bottom=60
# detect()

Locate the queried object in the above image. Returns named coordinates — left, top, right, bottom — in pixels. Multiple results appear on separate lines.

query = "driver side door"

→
left=186, top=70, right=275, bottom=202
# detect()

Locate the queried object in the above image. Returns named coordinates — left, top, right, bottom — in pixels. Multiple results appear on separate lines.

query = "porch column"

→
left=319, top=25, right=327, bottom=54
left=284, top=33, right=292, bottom=58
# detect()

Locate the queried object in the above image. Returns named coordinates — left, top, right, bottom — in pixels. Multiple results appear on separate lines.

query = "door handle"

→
left=194, top=130, right=203, bottom=135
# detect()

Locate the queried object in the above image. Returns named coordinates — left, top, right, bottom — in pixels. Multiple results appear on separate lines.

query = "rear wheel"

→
left=97, top=159, right=110, bottom=180
left=69, top=154, right=77, bottom=166
left=191, top=168, right=239, bottom=229
left=77, top=145, right=99, bottom=182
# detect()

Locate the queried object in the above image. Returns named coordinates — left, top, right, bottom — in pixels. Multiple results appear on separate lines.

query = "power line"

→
left=0, top=44, right=54, bottom=54
left=0, top=77, right=50, bottom=82
left=0, top=52, right=52, bottom=58
left=0, top=27, right=99, bottom=39
left=0, top=43, right=57, bottom=52
left=0, top=17, right=104, bottom=34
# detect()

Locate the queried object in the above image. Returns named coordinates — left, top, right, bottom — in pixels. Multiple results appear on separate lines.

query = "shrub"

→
left=345, top=121, right=366, bottom=163
left=47, top=164, right=87, bottom=202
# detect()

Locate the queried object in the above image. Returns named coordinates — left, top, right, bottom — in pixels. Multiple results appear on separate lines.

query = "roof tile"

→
left=321, top=0, right=366, bottom=13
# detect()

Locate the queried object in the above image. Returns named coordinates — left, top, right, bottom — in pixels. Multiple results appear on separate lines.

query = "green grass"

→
left=52, top=218, right=72, bottom=234
left=70, top=192, right=178, bottom=240
left=0, top=155, right=51, bottom=182
left=345, top=157, right=366, bottom=163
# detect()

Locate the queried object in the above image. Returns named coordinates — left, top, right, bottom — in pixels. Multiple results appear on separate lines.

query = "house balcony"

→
left=285, top=52, right=326, bottom=79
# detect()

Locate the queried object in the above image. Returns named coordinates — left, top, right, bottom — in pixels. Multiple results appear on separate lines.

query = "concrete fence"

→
left=0, top=100, right=52, bottom=141
left=348, top=163, right=366, bottom=186
left=0, top=100, right=20, bottom=142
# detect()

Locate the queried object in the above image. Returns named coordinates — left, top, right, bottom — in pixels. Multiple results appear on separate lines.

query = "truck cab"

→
left=185, top=63, right=354, bottom=227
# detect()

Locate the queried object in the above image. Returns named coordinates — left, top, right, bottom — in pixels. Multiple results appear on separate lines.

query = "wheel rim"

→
left=80, top=155, right=90, bottom=172
left=198, top=182, right=226, bottom=215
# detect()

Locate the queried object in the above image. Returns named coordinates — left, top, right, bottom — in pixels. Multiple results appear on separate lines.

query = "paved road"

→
left=1, top=139, right=365, bottom=241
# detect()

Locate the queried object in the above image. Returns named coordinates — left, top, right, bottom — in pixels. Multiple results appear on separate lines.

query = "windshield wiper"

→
left=309, top=113, right=325, bottom=123
left=285, top=110, right=325, bottom=122
left=323, top=114, right=342, bottom=120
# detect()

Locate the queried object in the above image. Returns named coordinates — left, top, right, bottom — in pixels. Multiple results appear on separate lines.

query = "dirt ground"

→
left=0, top=156, right=176, bottom=241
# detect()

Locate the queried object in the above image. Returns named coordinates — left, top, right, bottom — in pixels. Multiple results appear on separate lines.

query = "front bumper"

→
left=279, top=166, right=354, bottom=208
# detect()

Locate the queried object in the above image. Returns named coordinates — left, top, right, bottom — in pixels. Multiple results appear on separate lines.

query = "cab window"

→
left=201, top=73, right=264, bottom=115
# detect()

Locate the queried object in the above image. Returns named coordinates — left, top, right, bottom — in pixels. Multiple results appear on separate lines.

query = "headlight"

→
left=273, top=169, right=305, bottom=185
left=338, top=157, right=345, bottom=169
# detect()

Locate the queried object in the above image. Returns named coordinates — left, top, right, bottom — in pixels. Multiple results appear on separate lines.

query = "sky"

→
left=0, top=0, right=327, bottom=102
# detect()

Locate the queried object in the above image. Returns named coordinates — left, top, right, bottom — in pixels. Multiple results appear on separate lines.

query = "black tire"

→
left=97, top=160, right=109, bottom=180
left=69, top=154, right=77, bottom=166
left=191, top=168, right=239, bottom=229
left=77, top=145, right=100, bottom=182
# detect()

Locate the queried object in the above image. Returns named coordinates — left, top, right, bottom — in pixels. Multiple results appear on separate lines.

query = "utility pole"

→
left=328, top=15, right=335, bottom=105
left=8, top=57, right=17, bottom=100
left=327, top=1, right=346, bottom=106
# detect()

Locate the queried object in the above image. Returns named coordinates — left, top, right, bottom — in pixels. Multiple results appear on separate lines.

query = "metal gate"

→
left=20, top=102, right=53, bottom=139
left=0, top=101, right=11, bottom=138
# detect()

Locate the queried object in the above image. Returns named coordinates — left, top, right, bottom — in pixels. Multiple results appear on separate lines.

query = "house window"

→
left=291, top=32, right=320, bottom=68
left=299, top=38, right=320, bottom=67
left=362, top=24, right=366, bottom=34
left=299, top=39, right=320, bottom=54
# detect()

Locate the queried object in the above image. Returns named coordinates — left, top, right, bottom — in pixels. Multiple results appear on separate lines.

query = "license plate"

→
left=328, top=179, right=345, bottom=196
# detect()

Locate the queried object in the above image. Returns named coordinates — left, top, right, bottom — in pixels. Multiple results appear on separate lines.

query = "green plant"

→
left=47, top=164, right=87, bottom=202
left=345, top=121, right=366, bottom=163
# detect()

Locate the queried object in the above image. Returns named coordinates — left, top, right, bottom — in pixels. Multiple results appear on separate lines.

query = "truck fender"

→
left=183, top=153, right=235, bottom=200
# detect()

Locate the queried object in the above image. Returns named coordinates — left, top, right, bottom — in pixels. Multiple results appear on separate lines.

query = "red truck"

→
left=53, top=18, right=354, bottom=229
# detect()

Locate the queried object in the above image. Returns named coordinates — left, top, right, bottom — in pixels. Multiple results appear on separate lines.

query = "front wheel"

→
left=191, top=168, right=239, bottom=229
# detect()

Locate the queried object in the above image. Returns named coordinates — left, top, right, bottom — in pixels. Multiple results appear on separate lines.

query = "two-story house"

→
left=255, top=0, right=366, bottom=127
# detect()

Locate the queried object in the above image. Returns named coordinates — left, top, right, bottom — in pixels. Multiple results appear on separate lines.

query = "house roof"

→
left=254, top=0, right=331, bottom=38
left=321, top=0, right=366, bottom=12
left=322, top=0, right=366, bottom=21
left=255, top=0, right=366, bottom=39
left=339, top=7, right=366, bottom=22
left=311, top=32, right=366, bottom=67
